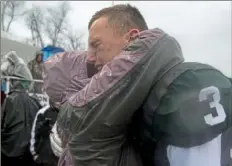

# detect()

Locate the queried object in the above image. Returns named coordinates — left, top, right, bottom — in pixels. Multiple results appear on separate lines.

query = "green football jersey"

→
left=136, top=62, right=232, bottom=166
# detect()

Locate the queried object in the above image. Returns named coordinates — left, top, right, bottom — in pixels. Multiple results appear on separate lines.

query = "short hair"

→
left=88, top=4, right=148, bottom=34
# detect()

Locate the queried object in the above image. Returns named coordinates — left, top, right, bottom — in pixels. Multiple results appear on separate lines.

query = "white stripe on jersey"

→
left=30, top=105, right=50, bottom=156
left=167, top=134, right=222, bottom=166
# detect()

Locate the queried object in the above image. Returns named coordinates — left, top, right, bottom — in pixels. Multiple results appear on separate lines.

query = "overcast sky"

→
left=9, top=1, right=232, bottom=77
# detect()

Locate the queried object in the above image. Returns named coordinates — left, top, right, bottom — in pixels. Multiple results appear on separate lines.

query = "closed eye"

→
left=90, top=40, right=100, bottom=49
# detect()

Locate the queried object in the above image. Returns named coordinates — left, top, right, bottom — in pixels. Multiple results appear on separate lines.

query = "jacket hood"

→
left=43, top=51, right=90, bottom=105
left=1, top=51, right=33, bottom=90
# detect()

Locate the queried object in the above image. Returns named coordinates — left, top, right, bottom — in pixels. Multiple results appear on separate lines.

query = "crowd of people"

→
left=1, top=4, right=232, bottom=166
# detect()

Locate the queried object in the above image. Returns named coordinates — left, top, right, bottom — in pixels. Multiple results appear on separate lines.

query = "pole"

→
left=1, top=76, right=44, bottom=83
left=112, top=1, right=114, bottom=6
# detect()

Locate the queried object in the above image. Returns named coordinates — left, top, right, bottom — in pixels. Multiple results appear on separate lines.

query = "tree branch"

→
left=25, top=6, right=45, bottom=47
left=1, top=1, right=26, bottom=32
left=6, top=2, right=16, bottom=32
left=44, top=1, right=70, bottom=46
left=1, top=1, right=10, bottom=31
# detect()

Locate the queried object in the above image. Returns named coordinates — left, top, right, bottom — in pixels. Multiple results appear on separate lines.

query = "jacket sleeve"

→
left=50, top=122, right=63, bottom=157
left=30, top=105, right=50, bottom=158
left=1, top=96, right=14, bottom=132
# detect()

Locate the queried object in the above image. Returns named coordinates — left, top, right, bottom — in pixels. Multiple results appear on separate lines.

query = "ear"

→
left=127, top=29, right=140, bottom=41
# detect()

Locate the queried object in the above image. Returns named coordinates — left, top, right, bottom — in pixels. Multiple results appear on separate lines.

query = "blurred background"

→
left=1, top=1, right=231, bottom=76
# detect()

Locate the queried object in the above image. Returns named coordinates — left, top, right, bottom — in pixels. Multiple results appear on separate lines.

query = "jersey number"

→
left=199, top=86, right=226, bottom=126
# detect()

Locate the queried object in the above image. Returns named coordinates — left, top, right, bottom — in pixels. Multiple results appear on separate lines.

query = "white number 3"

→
left=199, top=86, right=226, bottom=126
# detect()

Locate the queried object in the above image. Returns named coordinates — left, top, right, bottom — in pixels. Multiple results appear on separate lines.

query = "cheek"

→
left=96, top=45, right=112, bottom=59
left=99, top=43, right=111, bottom=52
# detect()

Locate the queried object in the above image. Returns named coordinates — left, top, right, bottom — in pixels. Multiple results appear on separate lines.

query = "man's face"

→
left=36, top=54, right=42, bottom=63
left=88, top=17, right=130, bottom=70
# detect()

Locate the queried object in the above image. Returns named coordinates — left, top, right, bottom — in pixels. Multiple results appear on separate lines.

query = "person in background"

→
left=1, top=90, right=6, bottom=105
left=1, top=51, right=42, bottom=166
left=1, top=89, right=6, bottom=124
left=27, top=50, right=43, bottom=93
left=30, top=100, right=59, bottom=166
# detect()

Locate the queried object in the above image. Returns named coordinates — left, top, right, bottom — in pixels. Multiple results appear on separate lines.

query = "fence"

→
left=1, top=76, right=49, bottom=107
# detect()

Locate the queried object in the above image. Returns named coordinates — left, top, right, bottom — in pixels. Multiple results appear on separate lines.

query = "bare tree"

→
left=25, top=6, right=45, bottom=47
left=64, top=29, right=85, bottom=50
left=45, top=1, right=70, bottom=47
left=25, top=2, right=79, bottom=49
left=1, top=1, right=26, bottom=32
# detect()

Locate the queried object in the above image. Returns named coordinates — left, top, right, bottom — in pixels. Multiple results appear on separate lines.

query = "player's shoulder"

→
left=152, top=62, right=232, bottom=147
left=158, top=62, right=231, bottom=114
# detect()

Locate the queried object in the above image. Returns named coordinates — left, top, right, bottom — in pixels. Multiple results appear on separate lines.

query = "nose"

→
left=87, top=50, right=97, bottom=64
left=86, top=51, right=103, bottom=71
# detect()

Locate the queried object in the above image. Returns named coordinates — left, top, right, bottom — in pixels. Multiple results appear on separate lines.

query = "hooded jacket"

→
left=27, top=51, right=44, bottom=93
left=43, top=28, right=184, bottom=166
left=1, top=51, right=42, bottom=157
left=27, top=51, right=43, bottom=80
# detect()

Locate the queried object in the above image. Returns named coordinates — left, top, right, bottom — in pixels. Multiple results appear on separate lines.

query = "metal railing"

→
left=1, top=76, right=49, bottom=106
left=1, top=76, right=44, bottom=82
left=1, top=76, right=44, bottom=94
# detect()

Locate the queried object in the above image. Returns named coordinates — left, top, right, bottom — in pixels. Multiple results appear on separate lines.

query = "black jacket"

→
left=30, top=105, right=58, bottom=164
left=1, top=91, right=42, bottom=157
